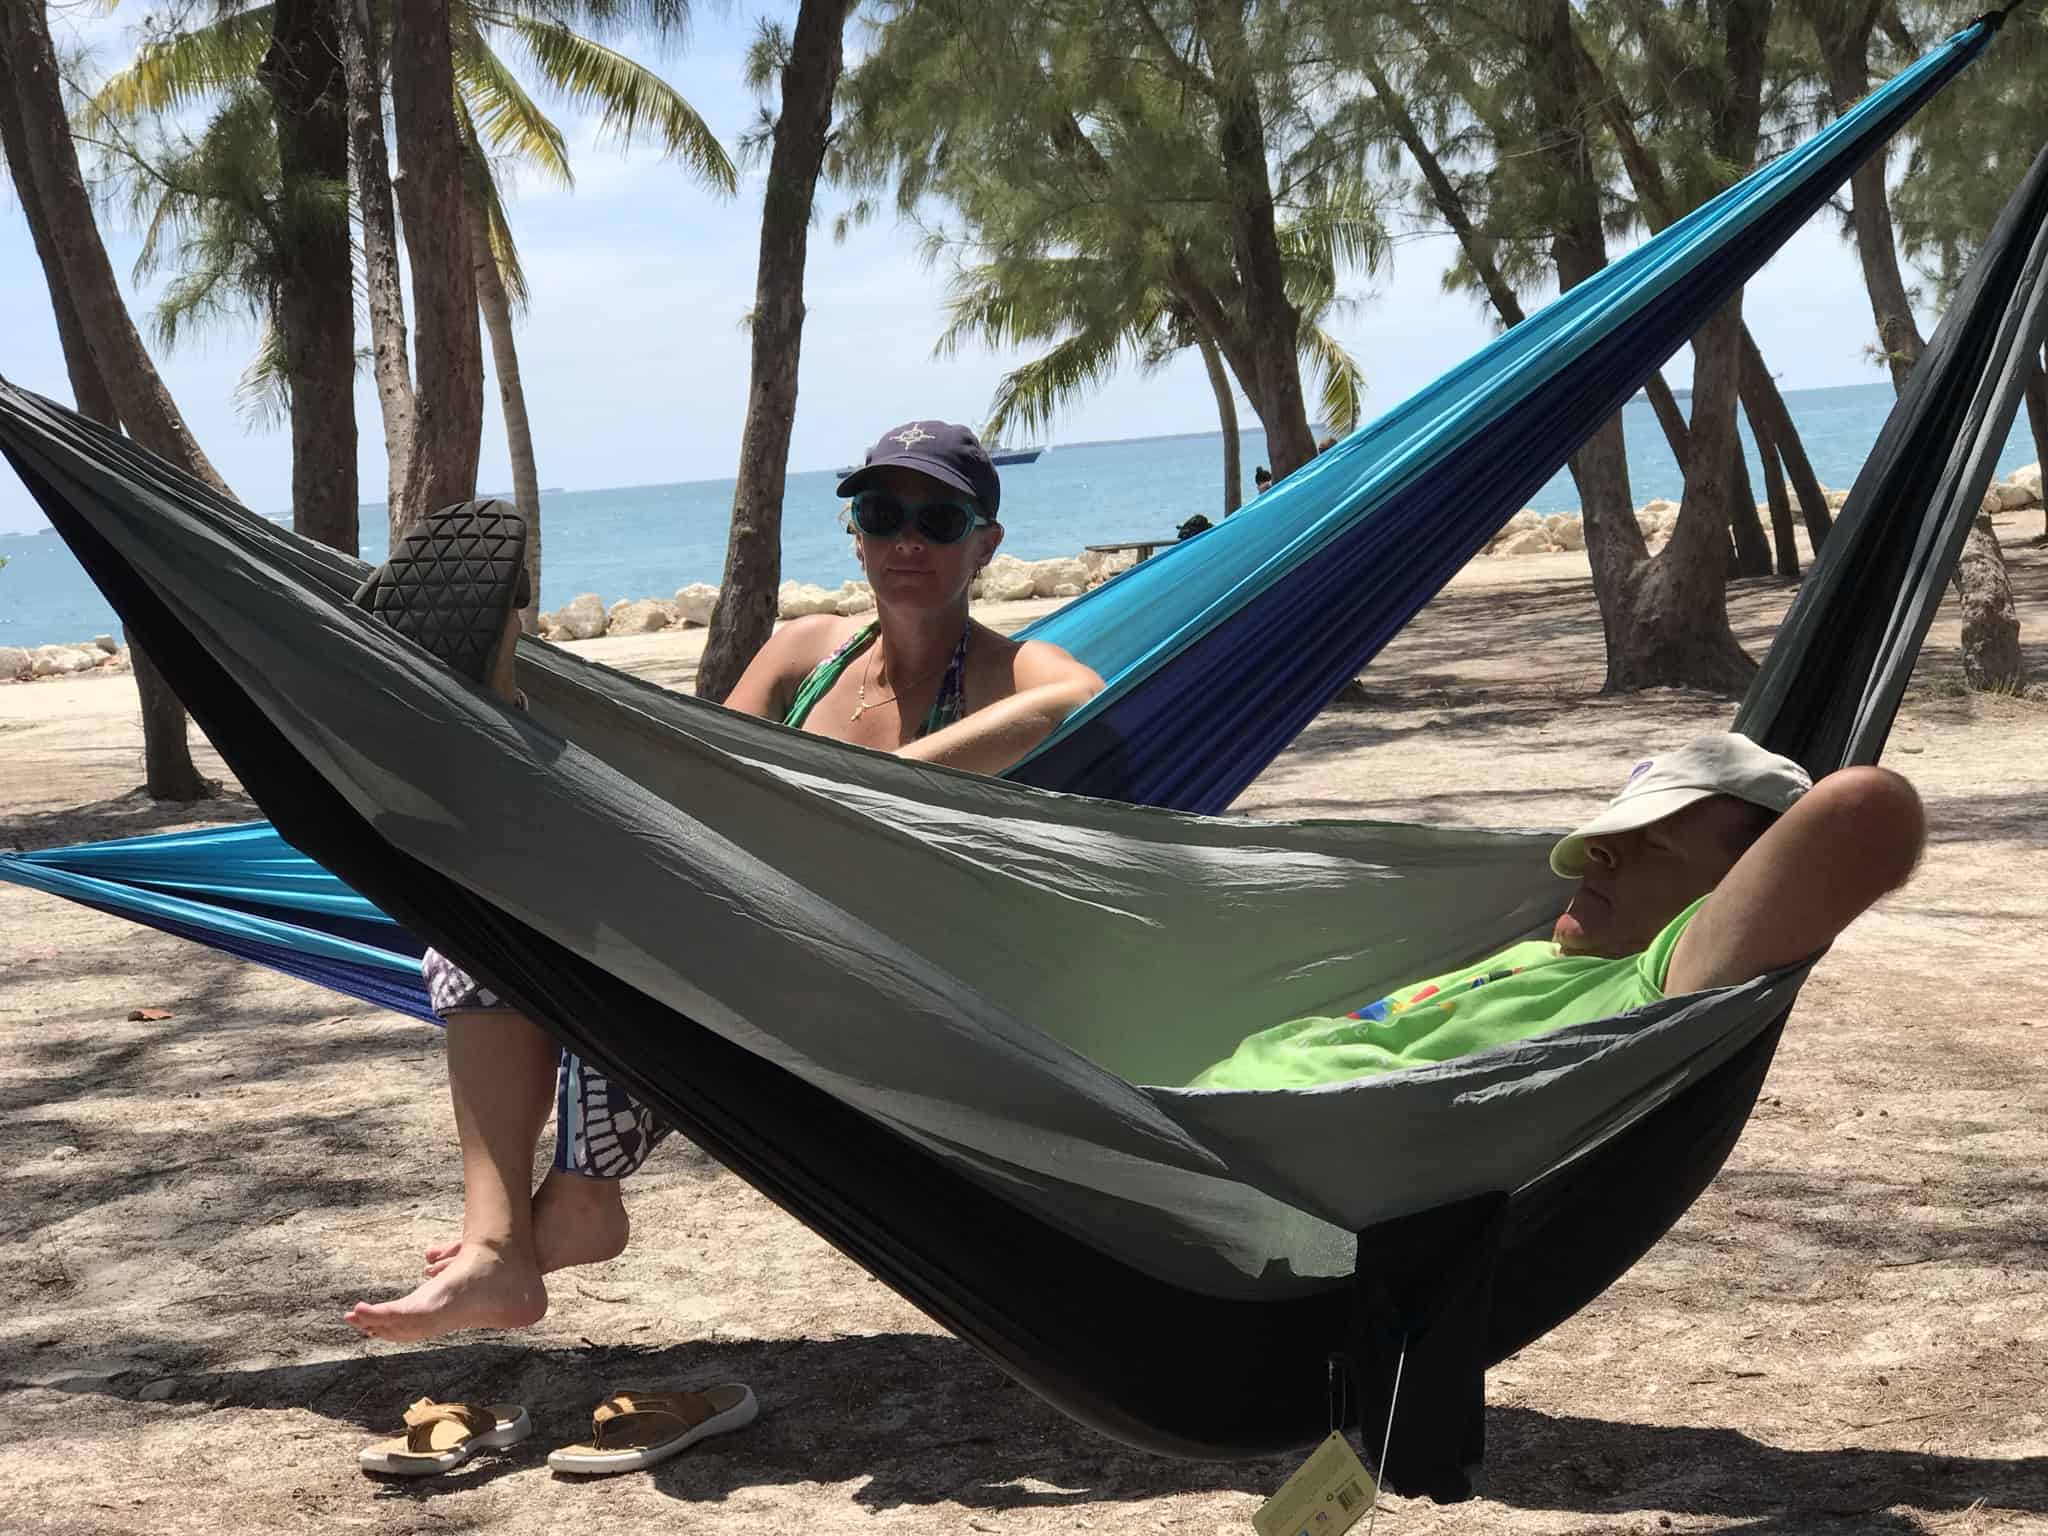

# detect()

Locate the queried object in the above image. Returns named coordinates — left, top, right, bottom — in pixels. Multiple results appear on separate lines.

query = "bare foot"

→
left=423, top=1174, right=629, bottom=1278
left=346, top=1242, right=547, bottom=1343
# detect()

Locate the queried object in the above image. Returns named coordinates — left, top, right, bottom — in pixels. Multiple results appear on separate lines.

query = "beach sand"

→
left=3, top=517, right=2046, bottom=1534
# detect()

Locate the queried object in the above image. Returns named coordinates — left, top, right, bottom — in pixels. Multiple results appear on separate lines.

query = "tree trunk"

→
left=1726, top=444, right=1772, bottom=578
left=1643, top=370, right=1691, bottom=467
left=1821, top=12, right=1925, bottom=391
left=1527, top=0, right=1749, bottom=690
left=1193, top=0, right=1316, bottom=478
left=1, top=0, right=221, bottom=800
left=697, top=0, right=848, bottom=704
left=1362, top=44, right=1658, bottom=628
left=1952, top=514, right=2024, bottom=690
left=261, top=0, right=357, bottom=554
left=1737, top=329, right=1833, bottom=546
left=1585, top=1, right=1832, bottom=554
left=1196, top=330, right=1242, bottom=515
left=1610, top=299, right=1757, bottom=692
left=0, top=51, right=111, bottom=428
left=2, top=6, right=229, bottom=491
left=388, top=0, right=482, bottom=532
left=467, top=175, right=543, bottom=631
left=337, top=0, right=415, bottom=529
left=2023, top=350, right=2047, bottom=543
left=1754, top=411, right=1801, bottom=578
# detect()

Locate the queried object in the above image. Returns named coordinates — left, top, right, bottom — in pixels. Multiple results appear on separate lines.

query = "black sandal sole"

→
left=354, top=499, right=531, bottom=685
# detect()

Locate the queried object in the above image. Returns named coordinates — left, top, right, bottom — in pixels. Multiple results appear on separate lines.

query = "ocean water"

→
left=1, top=380, right=2039, bottom=650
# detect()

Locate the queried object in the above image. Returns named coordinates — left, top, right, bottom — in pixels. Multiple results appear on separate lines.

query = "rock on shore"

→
left=1475, top=461, right=2044, bottom=559
left=535, top=546, right=1148, bottom=641
left=0, top=641, right=132, bottom=682
left=311, top=459, right=2048, bottom=651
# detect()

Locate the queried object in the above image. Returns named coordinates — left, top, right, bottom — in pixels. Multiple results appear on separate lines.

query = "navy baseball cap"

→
left=836, top=420, right=1002, bottom=518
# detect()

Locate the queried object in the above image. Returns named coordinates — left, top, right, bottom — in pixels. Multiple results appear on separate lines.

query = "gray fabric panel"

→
left=0, top=390, right=1803, bottom=1297
left=1153, top=970, right=1803, bottom=1231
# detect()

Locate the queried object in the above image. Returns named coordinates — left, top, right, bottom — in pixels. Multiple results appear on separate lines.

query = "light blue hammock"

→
left=0, top=19, right=2005, bottom=1020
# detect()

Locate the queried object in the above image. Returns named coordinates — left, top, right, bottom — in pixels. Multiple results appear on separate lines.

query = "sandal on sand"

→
left=546, top=1385, right=758, bottom=1476
left=353, top=499, right=529, bottom=684
left=358, top=1398, right=532, bottom=1477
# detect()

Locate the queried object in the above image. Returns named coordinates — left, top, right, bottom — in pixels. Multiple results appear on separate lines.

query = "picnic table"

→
left=1086, top=538, right=1169, bottom=564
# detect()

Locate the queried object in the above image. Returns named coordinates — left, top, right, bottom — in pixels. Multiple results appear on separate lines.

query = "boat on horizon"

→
left=834, top=442, right=1048, bottom=475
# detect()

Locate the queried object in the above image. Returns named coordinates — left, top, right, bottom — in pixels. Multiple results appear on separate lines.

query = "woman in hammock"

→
left=345, top=421, right=1103, bottom=1342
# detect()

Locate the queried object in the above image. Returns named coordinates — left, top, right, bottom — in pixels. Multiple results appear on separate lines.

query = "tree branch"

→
left=1124, top=0, right=1214, bottom=98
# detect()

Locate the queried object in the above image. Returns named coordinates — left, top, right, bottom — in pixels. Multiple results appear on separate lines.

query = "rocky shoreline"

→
left=0, top=632, right=128, bottom=682
left=6, top=464, right=2039, bottom=673
left=540, top=462, right=2037, bottom=642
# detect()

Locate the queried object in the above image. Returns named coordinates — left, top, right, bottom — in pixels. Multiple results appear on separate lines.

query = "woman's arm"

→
left=720, top=614, right=847, bottom=721
left=897, top=640, right=1103, bottom=776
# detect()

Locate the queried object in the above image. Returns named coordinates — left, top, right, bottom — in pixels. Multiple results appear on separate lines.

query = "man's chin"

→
left=1554, top=911, right=1621, bottom=957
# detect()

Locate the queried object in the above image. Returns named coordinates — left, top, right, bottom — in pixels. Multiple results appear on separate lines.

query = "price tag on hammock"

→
left=1252, top=1432, right=1376, bottom=1536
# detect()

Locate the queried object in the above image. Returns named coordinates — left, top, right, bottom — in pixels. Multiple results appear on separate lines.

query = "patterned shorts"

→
left=421, top=948, right=671, bottom=1179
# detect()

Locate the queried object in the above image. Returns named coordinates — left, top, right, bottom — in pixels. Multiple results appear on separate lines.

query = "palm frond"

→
left=1301, top=324, right=1366, bottom=437
left=455, top=33, right=576, bottom=189
left=1278, top=175, right=1387, bottom=280
left=234, top=321, right=293, bottom=431
left=480, top=0, right=695, bottom=46
left=507, top=15, right=736, bottom=193
left=985, top=325, right=1130, bottom=441
left=89, top=6, right=275, bottom=122
left=454, top=95, right=535, bottom=311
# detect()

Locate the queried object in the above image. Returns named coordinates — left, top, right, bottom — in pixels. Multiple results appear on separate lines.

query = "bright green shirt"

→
left=1187, top=898, right=1707, bottom=1090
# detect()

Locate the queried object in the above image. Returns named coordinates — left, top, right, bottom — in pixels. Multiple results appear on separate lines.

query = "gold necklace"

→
left=852, top=640, right=946, bottom=723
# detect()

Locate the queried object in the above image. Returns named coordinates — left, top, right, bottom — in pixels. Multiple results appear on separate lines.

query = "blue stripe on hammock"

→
left=0, top=20, right=1996, bottom=963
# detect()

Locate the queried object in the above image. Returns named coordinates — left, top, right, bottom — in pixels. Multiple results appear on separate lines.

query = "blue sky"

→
left=0, top=2, right=1931, bottom=534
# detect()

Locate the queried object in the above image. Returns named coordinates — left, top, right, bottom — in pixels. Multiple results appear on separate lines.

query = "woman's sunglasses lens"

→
left=853, top=495, right=908, bottom=537
left=920, top=505, right=972, bottom=543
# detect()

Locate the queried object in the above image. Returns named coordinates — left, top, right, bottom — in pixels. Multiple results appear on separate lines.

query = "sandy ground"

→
left=3, top=515, right=2047, bottom=1535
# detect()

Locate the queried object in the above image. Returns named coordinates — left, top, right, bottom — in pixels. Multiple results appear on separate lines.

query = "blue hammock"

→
left=0, top=18, right=2001, bottom=1022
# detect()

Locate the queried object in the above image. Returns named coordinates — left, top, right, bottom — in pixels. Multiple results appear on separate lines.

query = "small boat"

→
left=835, top=442, right=1048, bottom=475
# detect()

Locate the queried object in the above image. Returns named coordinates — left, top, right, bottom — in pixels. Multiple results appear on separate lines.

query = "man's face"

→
left=1552, top=795, right=1767, bottom=958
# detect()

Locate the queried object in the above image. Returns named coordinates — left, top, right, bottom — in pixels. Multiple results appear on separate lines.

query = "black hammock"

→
left=3, top=116, right=2045, bottom=1518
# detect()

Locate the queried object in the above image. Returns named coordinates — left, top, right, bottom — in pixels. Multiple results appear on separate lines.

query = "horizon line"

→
left=0, top=373, right=1897, bottom=529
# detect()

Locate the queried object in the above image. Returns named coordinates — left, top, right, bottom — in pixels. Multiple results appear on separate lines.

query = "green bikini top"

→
left=781, top=620, right=969, bottom=739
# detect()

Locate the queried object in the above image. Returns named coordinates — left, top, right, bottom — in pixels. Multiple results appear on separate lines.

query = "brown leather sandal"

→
left=357, top=1397, right=532, bottom=1477
left=546, top=1384, right=758, bottom=1475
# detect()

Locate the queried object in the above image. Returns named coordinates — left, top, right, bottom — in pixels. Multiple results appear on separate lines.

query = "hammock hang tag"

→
left=1251, top=1432, right=1376, bottom=1536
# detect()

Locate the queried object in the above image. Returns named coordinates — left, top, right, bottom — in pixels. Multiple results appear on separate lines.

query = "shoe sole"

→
left=354, top=500, right=530, bottom=684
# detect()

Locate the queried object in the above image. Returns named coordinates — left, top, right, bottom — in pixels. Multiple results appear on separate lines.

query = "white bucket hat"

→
left=1550, top=733, right=1812, bottom=878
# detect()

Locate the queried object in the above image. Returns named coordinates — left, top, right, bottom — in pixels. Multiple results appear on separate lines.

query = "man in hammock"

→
left=344, top=422, right=1104, bottom=1343
left=1191, top=733, right=1925, bottom=1089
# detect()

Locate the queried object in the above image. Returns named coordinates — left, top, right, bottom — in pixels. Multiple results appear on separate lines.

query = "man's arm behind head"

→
left=1663, top=766, right=1926, bottom=996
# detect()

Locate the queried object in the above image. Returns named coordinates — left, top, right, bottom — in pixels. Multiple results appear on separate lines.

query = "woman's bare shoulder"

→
left=725, top=613, right=865, bottom=719
left=965, top=624, right=1101, bottom=697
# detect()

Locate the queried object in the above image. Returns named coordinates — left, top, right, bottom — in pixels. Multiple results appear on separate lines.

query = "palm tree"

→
left=89, top=0, right=735, bottom=574
left=1, top=0, right=225, bottom=800
left=696, top=0, right=852, bottom=703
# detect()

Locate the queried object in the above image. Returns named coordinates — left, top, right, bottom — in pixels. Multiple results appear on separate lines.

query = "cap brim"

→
left=836, top=454, right=982, bottom=506
left=1549, top=785, right=1717, bottom=877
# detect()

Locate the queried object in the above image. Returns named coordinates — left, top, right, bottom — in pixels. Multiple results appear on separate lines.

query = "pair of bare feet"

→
left=343, top=1172, right=631, bottom=1343
left=340, top=600, right=641, bottom=1346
